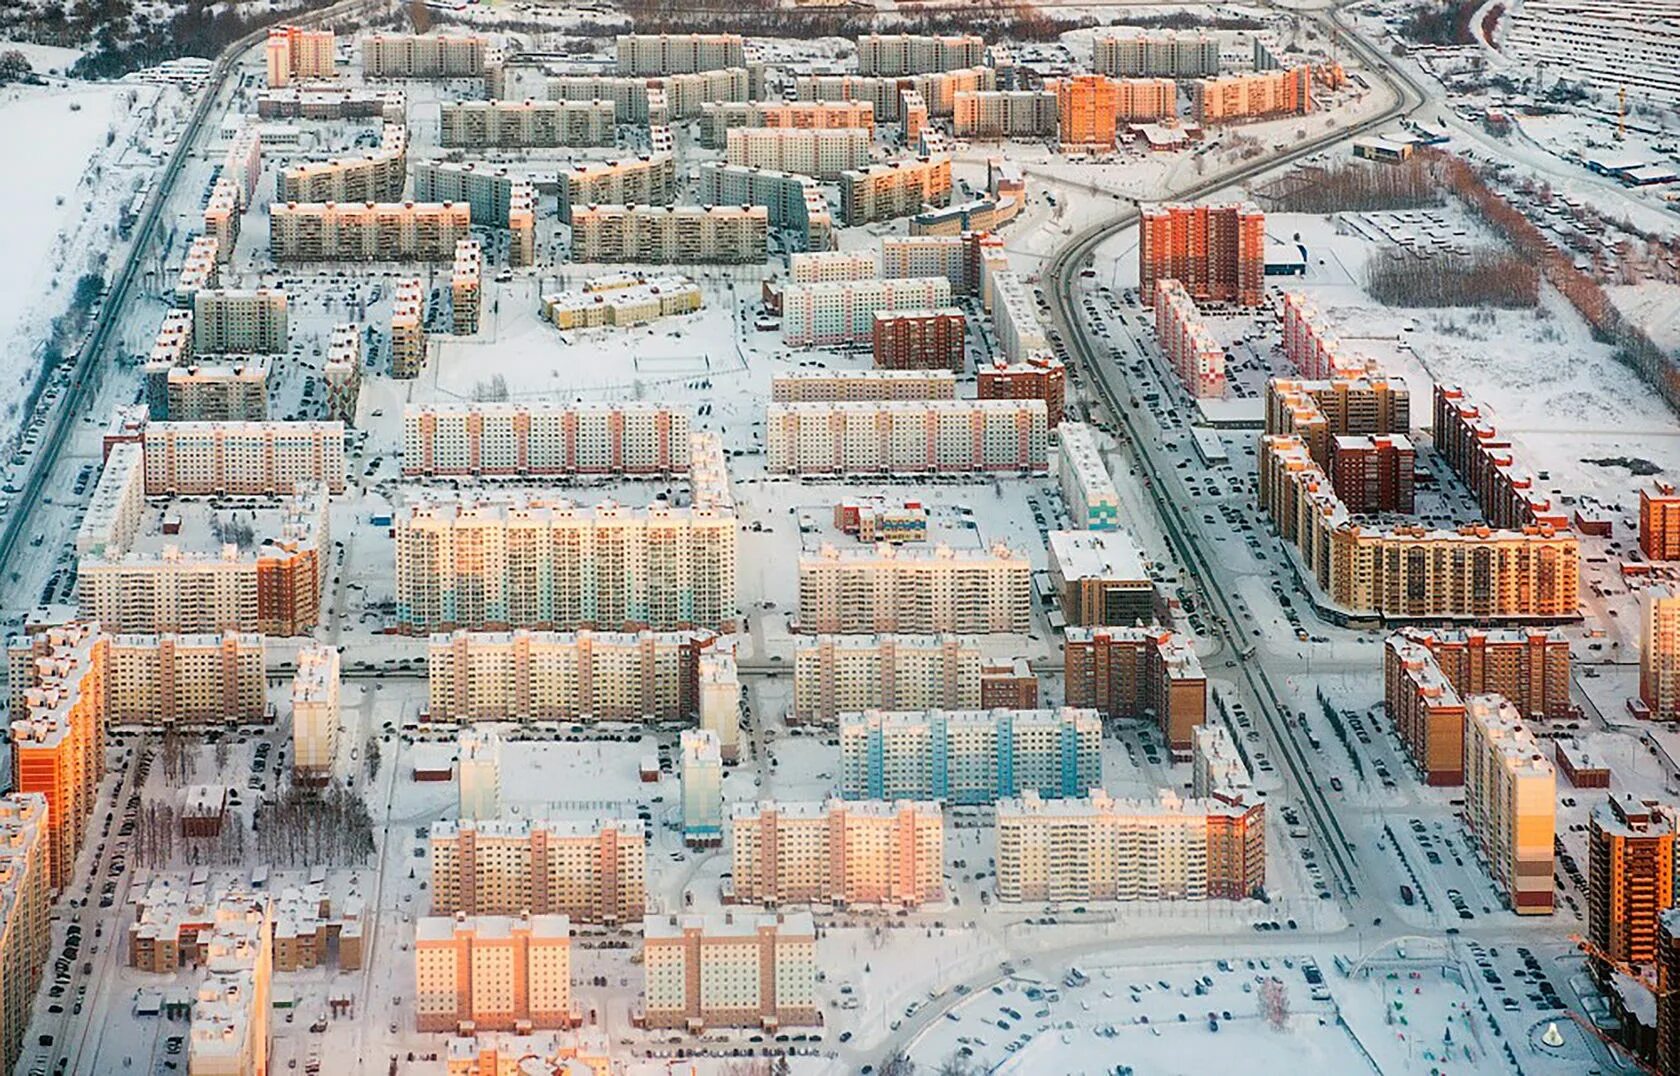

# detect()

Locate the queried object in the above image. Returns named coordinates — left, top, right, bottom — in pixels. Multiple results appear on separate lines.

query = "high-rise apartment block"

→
left=1063, top=625, right=1206, bottom=756
left=158, top=359, right=270, bottom=423
left=1329, top=433, right=1416, bottom=513
left=856, top=33, right=984, bottom=76
left=361, top=32, right=490, bottom=77
left=291, top=644, right=340, bottom=785
left=769, top=370, right=955, bottom=403
left=1192, top=67, right=1313, bottom=125
left=392, top=277, right=428, bottom=378
left=699, top=100, right=875, bottom=147
left=781, top=276, right=952, bottom=347
left=1387, top=626, right=1573, bottom=723
left=412, top=162, right=537, bottom=266
left=728, top=799, right=944, bottom=907
left=1139, top=202, right=1265, bottom=306
left=1645, top=585, right=1680, bottom=720
left=457, top=727, right=503, bottom=823
left=1093, top=34, right=1220, bottom=78
left=193, top=288, right=288, bottom=354
left=901, top=89, right=928, bottom=142
left=1192, top=725, right=1253, bottom=801
left=440, top=100, right=614, bottom=148
left=696, top=163, right=833, bottom=253
left=1642, top=480, right=1680, bottom=561
left=1152, top=279, right=1226, bottom=398
left=839, top=157, right=953, bottom=226
left=204, top=179, right=240, bottom=261
left=402, top=403, right=691, bottom=478
left=1056, top=422, right=1120, bottom=531
left=616, top=33, right=745, bottom=75
left=872, top=309, right=967, bottom=371
left=640, top=912, right=817, bottom=1031
left=1433, top=384, right=1570, bottom=530
left=9, top=625, right=103, bottom=890
left=414, top=912, right=574, bottom=1033
left=786, top=250, right=877, bottom=284
left=430, top=816, right=646, bottom=924
left=141, top=421, right=346, bottom=496
left=995, top=789, right=1264, bottom=902
left=838, top=707, right=1101, bottom=804
left=1048, top=529, right=1156, bottom=627
left=765, top=399, right=1048, bottom=475
left=569, top=205, right=768, bottom=265
left=793, top=634, right=982, bottom=723
left=256, top=85, right=406, bottom=121
left=990, top=271, right=1048, bottom=362
left=557, top=153, right=675, bottom=224
left=952, top=90, right=1059, bottom=139
left=1383, top=632, right=1469, bottom=785
left=270, top=200, right=472, bottom=262
left=451, top=239, right=481, bottom=335
left=1267, top=374, right=1413, bottom=470
left=175, top=236, right=220, bottom=308
left=1279, top=291, right=1372, bottom=379
left=279, top=122, right=408, bottom=203
left=725, top=126, right=871, bottom=180
left=681, top=729, right=724, bottom=847
left=1463, top=695, right=1555, bottom=914
left=881, top=232, right=1002, bottom=297
left=266, top=26, right=334, bottom=88
left=1049, top=75, right=1120, bottom=148
left=322, top=323, right=361, bottom=423
left=1658, top=910, right=1680, bottom=1073
left=1589, top=797, right=1675, bottom=968
left=0, top=794, right=49, bottom=1076
left=798, top=543, right=1030, bottom=634
left=979, top=355, right=1066, bottom=428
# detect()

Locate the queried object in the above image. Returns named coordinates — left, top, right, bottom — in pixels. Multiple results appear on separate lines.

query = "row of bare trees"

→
left=1365, top=245, right=1538, bottom=309
left=255, top=783, right=377, bottom=867
left=1268, top=157, right=1444, bottom=214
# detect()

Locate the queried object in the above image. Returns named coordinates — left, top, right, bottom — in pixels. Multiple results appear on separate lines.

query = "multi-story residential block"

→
left=1643, top=480, right=1680, bottom=562
left=1434, top=384, right=1573, bottom=530
left=1389, top=626, right=1573, bottom=723
left=149, top=358, right=270, bottom=422
left=543, top=274, right=702, bottom=331
left=901, top=88, right=928, bottom=142
left=569, top=204, right=768, bottom=265
left=1055, top=422, right=1120, bottom=531
left=839, top=157, right=953, bottom=226
left=616, top=33, right=745, bottom=75
left=1092, top=33, right=1220, bottom=78
left=799, top=542, right=1030, bottom=634
left=218, top=126, right=263, bottom=211
left=1383, top=632, right=1469, bottom=785
left=266, top=25, right=334, bottom=87
left=699, top=100, right=875, bottom=147
left=728, top=799, right=943, bottom=907
left=793, top=634, right=982, bottom=723
left=658, top=67, right=758, bottom=119
left=766, top=400, right=1048, bottom=475
left=798, top=74, right=909, bottom=122
left=451, top=239, right=482, bottom=336
left=880, top=233, right=993, bottom=295
left=203, top=178, right=240, bottom=262
left=838, top=707, right=1101, bottom=804
left=1139, top=202, right=1265, bottom=306
left=1589, top=797, right=1675, bottom=968
left=0, top=794, right=49, bottom=1076
left=788, top=250, right=877, bottom=284
left=872, top=308, right=967, bottom=371
left=1192, top=725, right=1253, bottom=801
left=1646, top=584, right=1680, bottom=720
left=951, top=90, right=1058, bottom=139
left=1279, top=291, right=1372, bottom=379
left=1063, top=625, right=1206, bottom=756
left=270, top=200, right=472, bottom=262
left=640, top=912, right=817, bottom=1031
left=457, top=727, right=502, bottom=823
left=415, top=912, right=573, bottom=1033
left=1330, top=433, right=1416, bottom=513
left=322, top=323, right=361, bottom=424
left=769, top=370, right=955, bottom=403
left=995, top=789, right=1263, bottom=902
left=279, top=122, right=408, bottom=204
left=291, top=644, right=339, bottom=783
left=1268, top=375, right=1412, bottom=469
left=256, top=85, right=406, bottom=121
left=725, top=126, right=871, bottom=180
left=781, top=276, right=952, bottom=347
left=361, top=32, right=489, bottom=77
left=1463, top=694, right=1555, bottom=914
left=555, top=153, right=674, bottom=224
left=9, top=624, right=106, bottom=889
left=1192, top=67, right=1313, bottom=124
left=979, top=355, right=1065, bottom=428
left=696, top=163, right=833, bottom=252
left=856, top=33, right=984, bottom=76
left=1048, top=530, right=1156, bottom=627
left=547, top=73, right=659, bottom=121
left=430, top=816, right=646, bottom=924
left=1659, top=909, right=1680, bottom=1073
left=193, top=289, right=288, bottom=354
left=174, top=236, right=220, bottom=308
left=990, top=271, right=1048, bottom=363
left=186, top=896, right=272, bottom=1076
left=1152, top=279, right=1226, bottom=397
left=411, top=162, right=536, bottom=266
left=401, top=404, right=692, bottom=477
left=440, top=100, right=614, bottom=148
left=910, top=66, right=996, bottom=117
left=141, top=420, right=345, bottom=496
left=390, top=277, right=428, bottom=379
left=1049, top=75, right=1120, bottom=148
left=681, top=729, right=724, bottom=847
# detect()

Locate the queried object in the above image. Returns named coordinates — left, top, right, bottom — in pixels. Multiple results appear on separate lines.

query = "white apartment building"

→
left=440, top=100, right=615, bottom=148
left=724, top=126, right=872, bottom=180
left=174, top=237, right=219, bottom=308
left=838, top=707, right=1102, bottom=804
left=641, top=912, right=818, bottom=1030
left=361, top=32, right=490, bottom=77
left=699, top=100, right=875, bottom=147
left=548, top=74, right=659, bottom=123
left=800, top=543, right=1031, bottom=634
left=788, top=250, right=877, bottom=284
left=952, top=90, right=1059, bottom=139
left=990, top=271, right=1048, bottom=362
left=681, top=728, right=724, bottom=846
left=1056, top=422, right=1121, bottom=531
left=77, top=441, right=145, bottom=558
left=569, top=205, right=768, bottom=265
left=430, top=815, right=646, bottom=924
left=881, top=235, right=981, bottom=294
left=1505, top=1, right=1680, bottom=106
left=793, top=634, right=982, bottom=722
left=193, top=289, right=288, bottom=354
left=392, top=277, right=427, bottom=378
left=556, top=153, right=675, bottom=223
left=839, top=156, right=954, bottom=225
left=728, top=799, right=944, bottom=907
left=458, top=727, right=503, bottom=823
left=766, top=399, right=1048, bottom=475
left=451, top=238, right=481, bottom=335
left=411, top=163, right=537, bottom=266
left=270, top=201, right=472, bottom=262
left=142, top=421, right=346, bottom=496
left=780, top=276, right=952, bottom=347
left=657, top=68, right=756, bottom=119
left=279, top=122, right=408, bottom=204
left=856, top=33, right=985, bottom=76
left=616, top=33, right=745, bottom=76
left=291, top=644, right=340, bottom=783
left=1191, top=725, right=1252, bottom=800
left=769, top=370, right=955, bottom=402
left=1092, top=33, right=1220, bottom=78
left=401, top=403, right=692, bottom=477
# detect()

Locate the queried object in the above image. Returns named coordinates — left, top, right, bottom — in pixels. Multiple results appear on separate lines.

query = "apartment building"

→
left=1383, top=632, right=1470, bottom=785
left=448, top=239, right=482, bottom=337
left=797, top=74, right=909, bottom=122
left=987, top=273, right=1046, bottom=366
left=766, top=399, right=1048, bottom=475
left=256, top=85, right=405, bottom=121
left=728, top=799, right=944, bottom=907
left=1063, top=625, right=1207, bottom=756
left=323, top=324, right=360, bottom=423
left=799, top=542, right=1030, bottom=634
left=1049, top=529, right=1156, bottom=628
left=1660, top=908, right=1680, bottom=1074
left=781, top=276, right=952, bottom=347
left=1139, top=202, right=1265, bottom=306
left=279, top=123, right=407, bottom=204
left=901, top=89, right=928, bottom=141
left=1646, top=585, right=1680, bottom=720
left=725, top=126, right=871, bottom=180
left=1279, top=291, right=1373, bottom=379
left=979, top=355, right=1066, bottom=427
left=681, top=729, right=724, bottom=847
left=440, top=100, right=614, bottom=148
left=699, top=100, right=875, bottom=147
left=1049, top=75, right=1121, bottom=148
left=641, top=912, right=817, bottom=1031
left=392, top=277, right=427, bottom=378
left=547, top=72, right=658, bottom=121
left=218, top=126, right=263, bottom=212
left=856, top=33, right=984, bottom=76
left=839, top=157, right=953, bottom=226
left=872, top=309, right=967, bottom=371
left=788, top=250, right=877, bottom=284
left=174, top=236, right=220, bottom=308
left=1192, top=67, right=1313, bottom=124
left=1463, top=694, right=1556, bottom=914
left=186, top=896, right=272, bottom=1076
left=1589, top=797, right=1675, bottom=968
left=1267, top=376, right=1412, bottom=469
left=153, top=359, right=270, bottom=422
left=0, top=795, right=49, bottom=1076
left=1092, top=33, right=1220, bottom=78
left=270, top=200, right=471, bottom=262
left=616, top=33, right=744, bottom=75
left=394, top=497, right=736, bottom=634
left=266, top=25, right=334, bottom=88
left=290, top=644, right=339, bottom=785
left=1435, top=384, right=1572, bottom=531
left=430, top=816, right=646, bottom=924
left=415, top=912, right=573, bottom=1033
left=995, top=789, right=1264, bottom=902
left=203, top=179, right=241, bottom=266
left=769, top=370, right=955, bottom=403
left=1330, top=433, right=1416, bottom=514
left=402, top=403, right=691, bottom=478
left=569, top=204, right=768, bottom=265
left=543, top=274, right=702, bottom=331
left=1642, top=480, right=1680, bottom=561
left=1192, top=725, right=1253, bottom=801
left=193, top=289, right=288, bottom=354
left=556, top=153, right=675, bottom=224
left=793, top=633, right=982, bottom=723
left=658, top=67, right=758, bottom=119
left=1390, top=626, right=1573, bottom=723
left=880, top=232, right=998, bottom=295
left=457, top=728, right=502, bottom=823
left=952, top=90, right=1058, bottom=139
left=141, top=421, right=346, bottom=496
left=1152, top=279, right=1226, bottom=397
left=9, top=623, right=106, bottom=890
left=361, top=32, right=489, bottom=77
left=838, top=707, right=1100, bottom=804
left=696, top=163, right=833, bottom=252
left=1056, top=422, right=1120, bottom=531
left=412, top=162, right=537, bottom=266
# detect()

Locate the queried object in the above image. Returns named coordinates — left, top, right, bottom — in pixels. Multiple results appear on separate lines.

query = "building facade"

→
left=798, top=543, right=1030, bottom=634
left=1063, top=625, right=1206, bottom=757
left=765, top=400, right=1048, bottom=475
left=414, top=913, right=573, bottom=1033
left=640, top=912, right=817, bottom=1031
left=792, top=634, right=983, bottom=723
left=401, top=404, right=692, bottom=478
left=728, top=799, right=944, bottom=907
left=838, top=707, right=1101, bottom=804
left=1646, top=584, right=1680, bottom=721
left=1463, top=695, right=1556, bottom=915
left=781, top=276, right=952, bottom=347
left=1139, top=202, right=1265, bottom=306
left=1589, top=797, right=1675, bottom=968
left=569, top=205, right=768, bottom=265
left=291, top=645, right=340, bottom=784
left=430, top=816, right=646, bottom=925
left=142, top=421, right=346, bottom=496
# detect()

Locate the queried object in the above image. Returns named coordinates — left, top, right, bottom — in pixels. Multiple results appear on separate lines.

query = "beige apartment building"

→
left=9, top=624, right=105, bottom=890
left=411, top=162, right=537, bottom=267
left=769, top=370, right=956, bottom=403
left=724, top=126, right=872, bottom=180
left=542, top=275, right=703, bottom=331
left=280, top=123, right=407, bottom=204
left=174, top=236, right=220, bottom=308
left=142, top=420, right=346, bottom=496
left=401, top=403, right=692, bottom=478
left=451, top=239, right=481, bottom=335
left=291, top=645, right=340, bottom=784
left=615, top=32, right=745, bottom=76
left=640, top=912, right=818, bottom=1031
left=0, top=794, right=49, bottom=1076
left=995, top=789, right=1265, bottom=903
left=1644, top=584, right=1680, bottom=720
left=1463, top=694, right=1556, bottom=915
left=440, top=100, right=615, bottom=148
left=203, top=178, right=240, bottom=261
left=414, top=913, right=574, bottom=1033
left=568, top=205, right=768, bottom=265
left=792, top=634, right=983, bottom=722
left=1092, top=32, right=1220, bottom=78
left=186, top=896, right=272, bottom=1076
left=699, top=100, right=875, bottom=147
left=839, top=157, right=953, bottom=226
left=1192, top=67, right=1313, bottom=125
left=161, top=360, right=271, bottom=423
left=547, top=74, right=661, bottom=123
left=728, top=799, right=944, bottom=907
left=556, top=153, right=675, bottom=224
left=392, top=277, right=427, bottom=378
left=766, top=400, right=1048, bottom=475
left=266, top=25, right=334, bottom=88
left=799, top=543, right=1030, bottom=634
left=323, top=323, right=360, bottom=423
left=856, top=33, right=984, bottom=76
left=429, top=816, right=646, bottom=925
left=270, top=201, right=471, bottom=262
left=361, top=32, right=490, bottom=77
left=952, top=90, right=1059, bottom=139
left=193, top=289, right=288, bottom=354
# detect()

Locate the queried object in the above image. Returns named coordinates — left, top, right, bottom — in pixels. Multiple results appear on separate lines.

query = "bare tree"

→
left=1259, top=976, right=1291, bottom=1031
left=878, top=1052, right=916, bottom=1076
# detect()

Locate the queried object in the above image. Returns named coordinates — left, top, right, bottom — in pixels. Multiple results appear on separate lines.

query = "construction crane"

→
left=1572, top=933, right=1659, bottom=993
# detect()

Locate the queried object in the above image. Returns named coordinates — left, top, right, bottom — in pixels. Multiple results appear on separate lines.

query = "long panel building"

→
left=765, top=400, right=1048, bottom=475
left=792, top=634, right=983, bottom=723
left=798, top=543, right=1031, bottom=634
left=430, top=815, right=646, bottom=925
left=569, top=205, right=768, bottom=265
left=838, top=708, right=1101, bottom=805
left=728, top=799, right=944, bottom=907
left=401, top=403, right=691, bottom=477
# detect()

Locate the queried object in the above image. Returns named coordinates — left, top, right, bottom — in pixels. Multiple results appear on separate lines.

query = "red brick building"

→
left=1329, top=433, right=1415, bottom=513
left=872, top=308, right=966, bottom=371
left=1138, top=202, right=1265, bottom=306
left=978, top=355, right=1066, bottom=427
left=1642, top=480, right=1680, bottom=561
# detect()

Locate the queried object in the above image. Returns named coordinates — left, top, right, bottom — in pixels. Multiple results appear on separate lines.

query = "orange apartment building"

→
left=1191, top=66, right=1312, bottom=124
left=1138, top=202, right=1265, bottom=306
left=1063, top=625, right=1206, bottom=757
left=1589, top=797, right=1675, bottom=968
left=1643, top=480, right=1680, bottom=561
left=1050, top=75, right=1120, bottom=148
left=9, top=624, right=106, bottom=891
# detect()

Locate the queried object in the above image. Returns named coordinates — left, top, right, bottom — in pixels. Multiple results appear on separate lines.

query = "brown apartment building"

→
left=1138, top=202, right=1265, bottom=307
